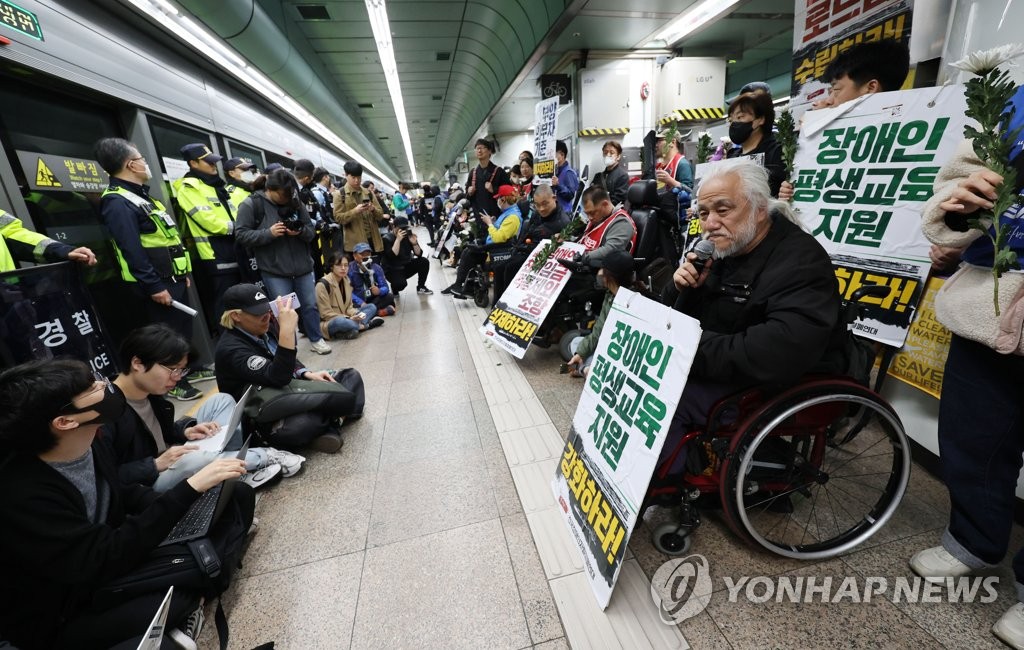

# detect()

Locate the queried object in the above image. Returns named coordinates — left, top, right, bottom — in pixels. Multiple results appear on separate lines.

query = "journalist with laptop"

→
left=102, top=324, right=305, bottom=490
left=0, top=359, right=253, bottom=649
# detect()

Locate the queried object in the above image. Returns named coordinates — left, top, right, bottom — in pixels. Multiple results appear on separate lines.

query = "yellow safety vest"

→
left=0, top=208, right=54, bottom=273
left=172, top=176, right=237, bottom=262
left=226, top=183, right=251, bottom=205
left=101, top=186, right=190, bottom=282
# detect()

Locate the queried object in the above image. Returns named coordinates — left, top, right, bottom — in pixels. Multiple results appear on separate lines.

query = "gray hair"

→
left=533, top=184, right=554, bottom=200
left=697, top=159, right=772, bottom=217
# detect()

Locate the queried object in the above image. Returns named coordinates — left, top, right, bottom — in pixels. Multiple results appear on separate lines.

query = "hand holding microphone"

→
left=673, top=239, right=715, bottom=290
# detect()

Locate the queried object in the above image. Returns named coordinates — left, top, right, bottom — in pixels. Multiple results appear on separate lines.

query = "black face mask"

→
left=729, top=121, right=755, bottom=145
left=63, top=387, right=127, bottom=426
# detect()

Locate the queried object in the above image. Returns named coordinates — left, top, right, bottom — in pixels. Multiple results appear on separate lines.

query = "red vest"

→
left=579, top=208, right=637, bottom=254
left=657, top=153, right=683, bottom=180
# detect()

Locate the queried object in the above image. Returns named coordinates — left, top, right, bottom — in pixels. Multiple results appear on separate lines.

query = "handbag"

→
left=243, top=379, right=356, bottom=424
left=934, top=265, right=1024, bottom=355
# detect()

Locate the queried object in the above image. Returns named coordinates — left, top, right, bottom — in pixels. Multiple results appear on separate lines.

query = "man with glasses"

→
left=95, top=137, right=204, bottom=400
left=492, top=184, right=570, bottom=302
left=102, top=323, right=305, bottom=492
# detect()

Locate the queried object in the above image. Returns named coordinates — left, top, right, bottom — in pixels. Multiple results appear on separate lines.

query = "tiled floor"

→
left=192, top=233, right=1024, bottom=649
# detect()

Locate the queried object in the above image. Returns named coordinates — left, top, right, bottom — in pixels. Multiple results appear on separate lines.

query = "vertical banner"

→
left=887, top=276, right=950, bottom=398
left=0, top=262, right=118, bottom=375
left=792, top=86, right=969, bottom=347
left=533, top=96, right=560, bottom=181
left=791, top=0, right=913, bottom=115
left=481, top=240, right=584, bottom=358
left=552, top=288, right=701, bottom=608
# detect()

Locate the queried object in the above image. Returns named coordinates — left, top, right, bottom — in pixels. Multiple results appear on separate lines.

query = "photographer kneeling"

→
left=216, top=285, right=365, bottom=454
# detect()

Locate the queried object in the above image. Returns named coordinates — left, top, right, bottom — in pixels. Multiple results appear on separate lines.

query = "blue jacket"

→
left=486, top=204, right=522, bottom=245
left=348, top=259, right=391, bottom=306
left=555, top=161, right=580, bottom=212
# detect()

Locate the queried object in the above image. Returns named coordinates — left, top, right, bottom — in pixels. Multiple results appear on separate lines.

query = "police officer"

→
left=0, top=207, right=96, bottom=272
left=94, top=137, right=201, bottom=401
left=224, top=157, right=257, bottom=203
left=173, top=143, right=241, bottom=339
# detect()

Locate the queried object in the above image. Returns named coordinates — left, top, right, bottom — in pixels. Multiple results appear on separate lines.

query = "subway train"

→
left=0, top=0, right=1022, bottom=648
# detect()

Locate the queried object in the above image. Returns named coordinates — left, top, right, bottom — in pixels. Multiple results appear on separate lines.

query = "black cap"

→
left=223, top=284, right=271, bottom=315
left=599, top=250, right=635, bottom=283
left=224, top=157, right=255, bottom=172
left=394, top=216, right=410, bottom=227
left=179, top=143, right=222, bottom=164
left=264, top=162, right=284, bottom=173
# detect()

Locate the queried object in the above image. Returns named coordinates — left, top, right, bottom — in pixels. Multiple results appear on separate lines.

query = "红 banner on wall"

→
left=552, top=289, right=701, bottom=608
left=0, top=261, right=118, bottom=375
left=481, top=240, right=585, bottom=358
left=533, top=96, right=559, bottom=180
left=792, top=85, right=970, bottom=347
left=791, top=0, right=913, bottom=115
left=887, top=276, right=950, bottom=398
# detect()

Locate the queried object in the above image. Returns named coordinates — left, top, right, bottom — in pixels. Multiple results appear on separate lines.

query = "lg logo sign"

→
left=696, top=75, right=714, bottom=83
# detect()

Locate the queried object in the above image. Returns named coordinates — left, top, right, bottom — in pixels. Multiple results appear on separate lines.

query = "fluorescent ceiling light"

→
left=365, top=0, right=418, bottom=180
left=652, top=0, right=743, bottom=46
left=123, top=0, right=399, bottom=186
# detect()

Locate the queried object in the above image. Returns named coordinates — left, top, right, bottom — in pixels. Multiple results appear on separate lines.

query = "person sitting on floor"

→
left=348, top=241, right=397, bottom=317
left=316, top=252, right=385, bottom=339
left=102, top=323, right=305, bottom=491
left=215, top=284, right=366, bottom=454
left=0, top=359, right=253, bottom=650
left=566, top=250, right=637, bottom=377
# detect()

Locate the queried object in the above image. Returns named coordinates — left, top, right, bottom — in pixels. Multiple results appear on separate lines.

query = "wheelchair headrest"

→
left=626, top=179, right=659, bottom=209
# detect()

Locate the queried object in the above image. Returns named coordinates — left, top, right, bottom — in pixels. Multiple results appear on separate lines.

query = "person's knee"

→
left=194, top=393, right=237, bottom=425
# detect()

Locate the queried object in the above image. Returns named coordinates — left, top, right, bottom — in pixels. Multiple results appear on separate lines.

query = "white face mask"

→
left=141, top=163, right=152, bottom=181
left=603, top=155, right=617, bottom=168
left=241, top=170, right=257, bottom=183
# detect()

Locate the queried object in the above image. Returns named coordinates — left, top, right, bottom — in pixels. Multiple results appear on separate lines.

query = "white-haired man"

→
left=661, top=160, right=848, bottom=472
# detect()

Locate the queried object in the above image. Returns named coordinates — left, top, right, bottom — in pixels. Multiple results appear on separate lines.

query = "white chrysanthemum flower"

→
left=952, top=44, right=1024, bottom=74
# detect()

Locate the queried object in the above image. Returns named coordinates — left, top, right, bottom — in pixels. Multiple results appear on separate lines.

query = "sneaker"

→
left=993, top=602, right=1024, bottom=649
left=384, top=305, right=396, bottom=316
left=310, top=431, right=343, bottom=454
left=248, top=516, right=260, bottom=536
left=264, top=448, right=306, bottom=477
left=367, top=316, right=385, bottom=329
left=417, top=285, right=434, bottom=295
left=185, top=368, right=215, bottom=383
left=240, top=463, right=282, bottom=489
left=168, top=628, right=198, bottom=650
left=168, top=600, right=205, bottom=650
left=340, top=330, right=359, bottom=340
left=441, top=283, right=462, bottom=295
left=168, top=379, right=202, bottom=401
left=310, top=339, right=332, bottom=355
left=909, top=546, right=974, bottom=581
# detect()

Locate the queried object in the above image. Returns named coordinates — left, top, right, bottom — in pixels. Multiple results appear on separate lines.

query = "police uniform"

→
left=0, top=208, right=75, bottom=273
left=100, top=177, right=193, bottom=338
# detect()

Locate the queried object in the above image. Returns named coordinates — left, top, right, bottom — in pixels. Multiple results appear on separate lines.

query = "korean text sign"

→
left=793, top=86, right=969, bottom=346
left=481, top=240, right=584, bottom=358
left=533, top=96, right=560, bottom=178
left=552, top=288, right=701, bottom=608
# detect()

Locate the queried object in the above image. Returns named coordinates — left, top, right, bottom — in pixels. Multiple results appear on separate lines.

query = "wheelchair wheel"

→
left=558, top=328, right=586, bottom=362
left=652, top=522, right=693, bottom=556
left=473, top=282, right=490, bottom=308
left=719, top=382, right=910, bottom=560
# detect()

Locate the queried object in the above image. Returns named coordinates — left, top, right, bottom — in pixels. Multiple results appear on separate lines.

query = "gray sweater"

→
left=235, top=191, right=316, bottom=277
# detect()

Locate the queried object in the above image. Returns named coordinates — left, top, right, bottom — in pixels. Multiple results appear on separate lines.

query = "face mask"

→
left=603, top=155, right=617, bottom=168
left=241, top=170, right=257, bottom=183
left=64, top=387, right=127, bottom=426
left=729, top=121, right=755, bottom=145
left=138, top=163, right=152, bottom=182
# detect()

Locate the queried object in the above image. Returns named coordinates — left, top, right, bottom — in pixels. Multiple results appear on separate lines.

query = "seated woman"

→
left=316, top=252, right=385, bottom=339
left=103, top=324, right=305, bottom=491
left=0, top=359, right=253, bottom=649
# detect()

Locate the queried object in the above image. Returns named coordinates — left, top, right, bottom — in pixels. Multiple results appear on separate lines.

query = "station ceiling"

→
left=172, top=0, right=794, bottom=182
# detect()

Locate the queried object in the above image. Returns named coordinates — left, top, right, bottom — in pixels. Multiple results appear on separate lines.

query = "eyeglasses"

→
left=60, top=372, right=114, bottom=413
left=158, top=364, right=189, bottom=379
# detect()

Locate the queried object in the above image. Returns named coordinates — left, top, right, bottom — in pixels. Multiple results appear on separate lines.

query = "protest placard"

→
left=552, top=288, right=701, bottom=608
left=533, top=96, right=559, bottom=180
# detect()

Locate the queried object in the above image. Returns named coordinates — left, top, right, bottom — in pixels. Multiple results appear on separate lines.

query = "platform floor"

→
left=190, top=235, right=1023, bottom=650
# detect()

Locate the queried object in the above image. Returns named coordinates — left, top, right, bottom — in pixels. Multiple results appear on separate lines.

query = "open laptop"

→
left=160, top=433, right=251, bottom=546
left=188, top=385, right=253, bottom=454
left=135, top=587, right=174, bottom=650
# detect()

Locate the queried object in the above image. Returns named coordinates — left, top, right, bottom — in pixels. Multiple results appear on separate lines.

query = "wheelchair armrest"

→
left=842, top=283, right=891, bottom=324
left=556, top=256, right=591, bottom=274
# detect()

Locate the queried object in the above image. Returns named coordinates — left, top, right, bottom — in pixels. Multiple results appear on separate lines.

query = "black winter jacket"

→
left=675, top=212, right=844, bottom=387
left=0, top=441, right=199, bottom=649
left=215, top=327, right=305, bottom=401
left=100, top=386, right=194, bottom=486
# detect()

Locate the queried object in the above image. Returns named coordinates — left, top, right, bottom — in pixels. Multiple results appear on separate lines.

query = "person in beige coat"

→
left=316, top=253, right=384, bottom=340
left=909, top=136, right=1024, bottom=650
left=332, top=161, right=388, bottom=254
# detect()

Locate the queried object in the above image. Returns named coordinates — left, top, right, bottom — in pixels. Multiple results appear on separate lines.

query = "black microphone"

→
left=672, top=239, right=715, bottom=310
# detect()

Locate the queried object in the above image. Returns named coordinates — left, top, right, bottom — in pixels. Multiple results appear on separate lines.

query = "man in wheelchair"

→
left=443, top=184, right=523, bottom=299
left=660, top=159, right=852, bottom=475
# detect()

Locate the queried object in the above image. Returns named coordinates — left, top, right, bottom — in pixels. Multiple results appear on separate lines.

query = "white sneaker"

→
left=264, top=447, right=306, bottom=477
left=310, top=339, right=332, bottom=355
left=168, top=628, right=198, bottom=650
left=240, top=463, right=281, bottom=489
left=909, top=546, right=974, bottom=581
left=168, top=599, right=204, bottom=649
left=995, top=603, right=1024, bottom=649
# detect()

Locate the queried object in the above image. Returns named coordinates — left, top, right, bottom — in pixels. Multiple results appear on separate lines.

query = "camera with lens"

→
left=277, top=204, right=304, bottom=232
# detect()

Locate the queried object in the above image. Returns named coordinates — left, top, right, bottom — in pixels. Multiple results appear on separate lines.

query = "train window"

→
left=225, top=140, right=266, bottom=170
left=264, top=151, right=295, bottom=170
left=147, top=116, right=213, bottom=174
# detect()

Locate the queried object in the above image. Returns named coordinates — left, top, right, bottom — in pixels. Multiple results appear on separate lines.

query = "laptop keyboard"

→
left=164, top=483, right=222, bottom=544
